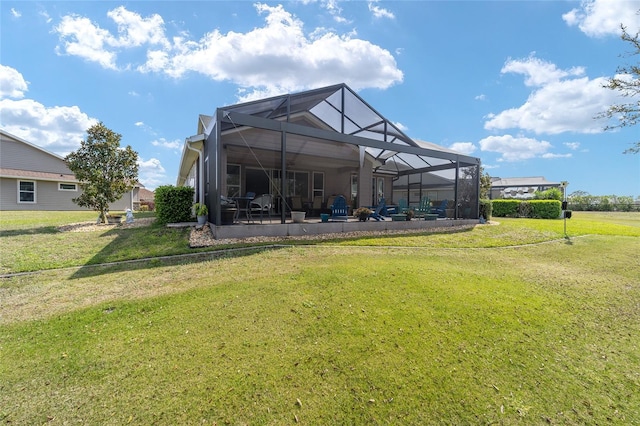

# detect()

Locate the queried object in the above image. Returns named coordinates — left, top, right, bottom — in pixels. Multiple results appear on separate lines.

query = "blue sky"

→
left=1, top=1, right=639, bottom=196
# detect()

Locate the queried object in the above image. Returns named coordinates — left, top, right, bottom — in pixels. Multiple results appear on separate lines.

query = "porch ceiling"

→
left=223, top=126, right=360, bottom=170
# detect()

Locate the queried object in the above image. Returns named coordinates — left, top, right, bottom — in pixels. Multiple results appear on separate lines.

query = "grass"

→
left=1, top=211, right=639, bottom=274
left=0, top=211, right=196, bottom=274
left=0, top=212, right=639, bottom=424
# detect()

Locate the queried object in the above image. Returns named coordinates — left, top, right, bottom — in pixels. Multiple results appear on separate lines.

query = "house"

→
left=177, top=83, right=481, bottom=227
left=0, top=129, right=142, bottom=211
left=490, top=176, right=561, bottom=200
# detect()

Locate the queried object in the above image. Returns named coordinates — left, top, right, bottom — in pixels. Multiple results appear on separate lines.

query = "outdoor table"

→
left=232, top=196, right=254, bottom=223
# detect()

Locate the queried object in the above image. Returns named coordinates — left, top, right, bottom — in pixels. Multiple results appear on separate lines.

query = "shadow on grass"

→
left=69, top=221, right=476, bottom=279
left=0, top=226, right=59, bottom=237
left=70, top=246, right=285, bottom=279
left=70, top=222, right=285, bottom=279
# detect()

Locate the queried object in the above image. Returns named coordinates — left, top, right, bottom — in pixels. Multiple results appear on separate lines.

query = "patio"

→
left=209, top=215, right=478, bottom=240
left=178, top=83, right=481, bottom=237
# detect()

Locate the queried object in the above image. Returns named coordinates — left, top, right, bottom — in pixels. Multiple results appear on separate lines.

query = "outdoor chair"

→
left=312, top=195, right=323, bottom=215
left=414, top=197, right=431, bottom=218
left=250, top=194, right=273, bottom=223
left=430, top=199, right=448, bottom=218
left=398, top=198, right=409, bottom=213
left=291, top=196, right=303, bottom=212
left=235, top=192, right=255, bottom=223
left=330, top=195, right=348, bottom=221
left=326, top=195, right=337, bottom=213
left=369, top=198, right=387, bottom=221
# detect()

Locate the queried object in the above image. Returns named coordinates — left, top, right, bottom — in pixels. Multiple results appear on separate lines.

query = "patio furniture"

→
left=233, top=192, right=255, bottom=223
left=250, top=194, right=273, bottom=223
left=369, top=198, right=387, bottom=221
left=398, top=198, right=409, bottom=213
left=414, top=197, right=431, bottom=218
left=430, top=199, right=448, bottom=218
left=330, top=195, right=348, bottom=221
left=312, top=196, right=323, bottom=215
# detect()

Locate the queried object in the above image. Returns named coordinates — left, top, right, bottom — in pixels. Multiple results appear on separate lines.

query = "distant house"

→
left=177, top=83, right=482, bottom=226
left=490, top=176, right=560, bottom=199
left=0, top=129, right=142, bottom=211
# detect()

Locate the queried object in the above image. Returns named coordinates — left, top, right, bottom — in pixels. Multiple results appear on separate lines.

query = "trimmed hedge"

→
left=529, top=200, right=562, bottom=219
left=491, top=199, right=561, bottom=219
left=479, top=199, right=492, bottom=220
left=155, top=185, right=194, bottom=224
left=492, top=200, right=520, bottom=217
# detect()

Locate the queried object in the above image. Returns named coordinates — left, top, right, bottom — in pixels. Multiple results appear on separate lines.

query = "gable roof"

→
left=0, top=129, right=78, bottom=182
left=491, top=176, right=559, bottom=188
left=0, top=128, right=67, bottom=161
left=210, top=83, right=479, bottom=173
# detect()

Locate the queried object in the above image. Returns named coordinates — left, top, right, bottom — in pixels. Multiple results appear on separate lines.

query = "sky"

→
left=1, top=0, right=639, bottom=197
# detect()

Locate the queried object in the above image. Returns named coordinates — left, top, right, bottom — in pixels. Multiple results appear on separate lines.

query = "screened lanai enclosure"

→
left=177, top=83, right=481, bottom=226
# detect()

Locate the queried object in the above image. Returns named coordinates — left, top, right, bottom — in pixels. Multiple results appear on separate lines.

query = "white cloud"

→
left=564, top=142, right=580, bottom=150
left=151, top=138, right=181, bottom=151
left=106, top=6, right=170, bottom=49
left=482, top=164, right=500, bottom=170
left=475, top=94, right=486, bottom=101
left=54, top=14, right=120, bottom=69
left=501, top=55, right=585, bottom=87
left=39, top=10, right=52, bottom=24
left=54, top=4, right=402, bottom=99
left=0, top=67, right=97, bottom=155
left=10, top=8, right=21, bottom=18
left=138, top=157, right=167, bottom=189
left=485, top=56, right=621, bottom=135
left=368, top=1, right=395, bottom=20
left=479, top=134, right=553, bottom=162
left=322, top=0, right=350, bottom=24
left=0, top=99, right=97, bottom=155
left=54, top=6, right=169, bottom=70
left=0, top=65, right=29, bottom=99
left=449, top=142, right=477, bottom=155
left=541, top=152, right=572, bottom=159
left=563, top=0, right=640, bottom=37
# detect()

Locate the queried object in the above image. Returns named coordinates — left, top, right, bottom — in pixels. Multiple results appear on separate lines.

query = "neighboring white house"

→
left=0, top=129, right=141, bottom=211
left=490, top=176, right=561, bottom=199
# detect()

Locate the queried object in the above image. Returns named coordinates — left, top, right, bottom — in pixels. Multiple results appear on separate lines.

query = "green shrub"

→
left=479, top=199, right=492, bottom=220
left=492, top=199, right=561, bottom=219
left=529, top=200, right=562, bottom=219
left=155, top=185, right=194, bottom=224
left=492, top=200, right=520, bottom=217
left=518, top=201, right=532, bottom=217
left=534, top=187, right=563, bottom=200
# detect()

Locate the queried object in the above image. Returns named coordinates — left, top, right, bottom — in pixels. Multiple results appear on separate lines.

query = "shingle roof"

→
left=0, top=168, right=77, bottom=182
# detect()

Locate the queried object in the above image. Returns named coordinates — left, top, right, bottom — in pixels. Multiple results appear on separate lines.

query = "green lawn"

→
left=0, top=212, right=639, bottom=424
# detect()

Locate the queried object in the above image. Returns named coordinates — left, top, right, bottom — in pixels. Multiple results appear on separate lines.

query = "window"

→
left=351, top=174, right=358, bottom=200
left=58, top=183, right=77, bottom=191
left=312, top=172, right=324, bottom=198
left=226, top=164, right=241, bottom=197
left=18, top=180, right=36, bottom=203
left=284, top=171, right=308, bottom=199
left=372, top=177, right=384, bottom=205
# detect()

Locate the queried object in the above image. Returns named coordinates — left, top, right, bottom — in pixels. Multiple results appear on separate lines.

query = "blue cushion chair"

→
left=330, top=195, right=349, bottom=221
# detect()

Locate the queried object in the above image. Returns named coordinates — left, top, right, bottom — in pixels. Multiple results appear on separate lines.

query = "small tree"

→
left=65, top=122, right=139, bottom=223
left=479, top=167, right=492, bottom=199
left=598, top=23, right=640, bottom=154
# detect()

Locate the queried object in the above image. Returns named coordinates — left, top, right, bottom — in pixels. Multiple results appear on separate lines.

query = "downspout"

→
left=454, top=156, right=460, bottom=220
left=186, top=139, right=204, bottom=204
